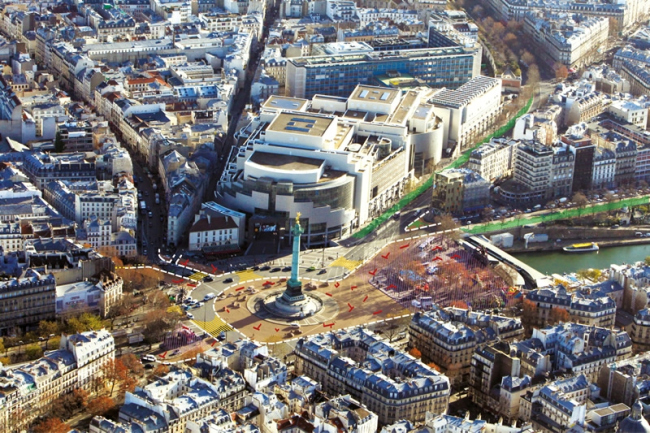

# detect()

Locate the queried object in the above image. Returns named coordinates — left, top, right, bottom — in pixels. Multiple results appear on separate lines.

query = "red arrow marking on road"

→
left=363, top=295, right=368, bottom=302
left=334, top=282, right=340, bottom=288
left=211, top=264, right=217, bottom=272
left=369, top=268, right=377, bottom=276
left=400, top=244, right=410, bottom=249
left=236, top=286, right=245, bottom=291
left=433, top=256, right=443, bottom=261
left=253, top=324, right=261, bottom=331
left=323, top=323, right=334, bottom=328
left=432, top=245, right=443, bottom=251
left=160, top=352, right=167, bottom=359
left=187, top=283, right=197, bottom=287
left=387, top=284, right=396, bottom=290
left=451, top=254, right=461, bottom=259
left=348, top=303, right=354, bottom=312
left=275, top=328, right=280, bottom=332
left=182, top=259, right=190, bottom=266
left=351, top=285, right=357, bottom=290
left=211, top=341, right=217, bottom=347
left=382, top=253, right=390, bottom=259
left=373, top=310, right=383, bottom=315
left=172, top=279, right=183, bottom=284
left=325, top=293, right=333, bottom=297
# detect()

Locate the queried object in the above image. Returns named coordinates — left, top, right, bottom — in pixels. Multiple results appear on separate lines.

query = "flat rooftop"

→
left=289, top=46, right=470, bottom=67
left=263, top=96, right=309, bottom=111
left=387, top=90, right=418, bottom=124
left=248, top=151, right=324, bottom=172
left=267, top=112, right=334, bottom=137
left=349, top=85, right=400, bottom=105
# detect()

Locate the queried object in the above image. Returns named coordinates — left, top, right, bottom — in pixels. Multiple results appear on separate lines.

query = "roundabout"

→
left=247, top=284, right=339, bottom=326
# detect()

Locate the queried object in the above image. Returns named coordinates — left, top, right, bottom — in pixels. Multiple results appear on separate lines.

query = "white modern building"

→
left=430, top=76, right=502, bottom=153
left=218, top=86, right=445, bottom=246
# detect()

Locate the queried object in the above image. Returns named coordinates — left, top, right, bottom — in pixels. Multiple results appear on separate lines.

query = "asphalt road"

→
left=344, top=202, right=432, bottom=261
left=133, top=161, right=166, bottom=261
left=174, top=263, right=348, bottom=335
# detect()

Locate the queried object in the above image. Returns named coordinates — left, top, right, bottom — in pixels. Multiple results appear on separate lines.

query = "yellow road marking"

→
left=235, top=270, right=263, bottom=281
left=329, top=257, right=362, bottom=271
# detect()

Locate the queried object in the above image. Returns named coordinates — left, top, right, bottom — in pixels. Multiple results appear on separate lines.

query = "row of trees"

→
left=459, top=0, right=572, bottom=82
left=1, top=314, right=108, bottom=364
left=2, top=284, right=183, bottom=364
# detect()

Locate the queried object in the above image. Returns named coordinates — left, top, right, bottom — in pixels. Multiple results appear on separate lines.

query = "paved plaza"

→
left=207, top=233, right=511, bottom=343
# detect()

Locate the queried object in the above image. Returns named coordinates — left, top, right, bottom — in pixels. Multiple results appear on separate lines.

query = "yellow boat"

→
left=563, top=242, right=599, bottom=253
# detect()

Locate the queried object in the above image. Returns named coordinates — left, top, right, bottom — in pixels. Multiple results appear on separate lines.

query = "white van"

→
left=203, top=293, right=216, bottom=301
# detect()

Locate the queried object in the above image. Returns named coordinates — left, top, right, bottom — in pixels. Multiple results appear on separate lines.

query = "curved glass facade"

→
left=292, top=176, right=355, bottom=211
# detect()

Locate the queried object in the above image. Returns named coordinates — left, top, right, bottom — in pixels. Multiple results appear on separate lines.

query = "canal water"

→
left=513, top=243, right=650, bottom=275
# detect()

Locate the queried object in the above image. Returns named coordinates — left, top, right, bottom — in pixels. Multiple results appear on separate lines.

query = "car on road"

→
left=289, top=322, right=301, bottom=328
left=271, top=267, right=281, bottom=273
left=307, top=266, right=316, bottom=272
left=148, top=211, right=153, bottom=218
left=144, top=363, right=154, bottom=369
left=186, top=312, right=194, bottom=319
left=142, top=354, right=156, bottom=362
left=223, top=277, right=233, bottom=283
left=203, top=293, right=216, bottom=301
left=318, top=269, right=327, bottom=275
left=143, top=248, right=148, bottom=255
left=261, top=265, right=271, bottom=271
left=282, top=266, right=291, bottom=272
left=203, top=275, right=213, bottom=282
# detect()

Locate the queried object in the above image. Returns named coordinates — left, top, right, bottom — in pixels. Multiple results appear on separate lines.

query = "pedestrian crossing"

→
left=189, top=272, right=208, bottom=281
left=192, top=316, right=232, bottom=337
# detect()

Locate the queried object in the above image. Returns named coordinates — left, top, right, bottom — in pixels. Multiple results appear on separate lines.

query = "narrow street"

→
left=132, top=162, right=165, bottom=261
left=204, top=0, right=278, bottom=203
